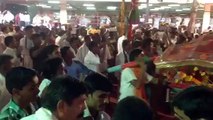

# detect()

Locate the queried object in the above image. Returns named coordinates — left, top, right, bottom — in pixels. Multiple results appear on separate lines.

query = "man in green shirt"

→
left=0, top=67, right=39, bottom=120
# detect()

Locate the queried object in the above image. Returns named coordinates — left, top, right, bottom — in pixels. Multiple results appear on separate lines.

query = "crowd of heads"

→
left=0, top=23, right=212, bottom=120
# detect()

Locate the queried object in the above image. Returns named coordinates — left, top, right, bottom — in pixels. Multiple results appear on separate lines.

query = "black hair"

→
left=122, top=40, right=129, bottom=50
left=40, top=32, right=47, bottom=40
left=129, top=49, right=142, bottom=62
left=88, top=41, right=98, bottom=51
left=6, top=67, right=37, bottom=94
left=144, top=30, right=151, bottom=37
left=31, top=33, right=41, bottom=40
left=69, top=36, right=79, bottom=44
left=36, top=45, right=59, bottom=61
left=176, top=34, right=186, bottom=44
left=91, top=33, right=101, bottom=43
left=129, top=49, right=156, bottom=75
left=113, top=96, right=153, bottom=120
left=173, top=86, right=213, bottom=120
left=141, top=38, right=152, bottom=49
left=0, top=54, right=13, bottom=67
left=4, top=36, right=14, bottom=47
left=146, top=60, right=156, bottom=76
left=84, top=35, right=91, bottom=42
left=132, top=40, right=142, bottom=48
left=84, top=73, right=113, bottom=94
left=15, top=26, right=21, bottom=32
left=60, top=46, right=70, bottom=59
left=41, top=57, right=63, bottom=80
left=1, top=25, right=8, bottom=32
left=58, top=30, right=66, bottom=36
left=24, top=25, right=33, bottom=31
left=41, top=75, right=87, bottom=112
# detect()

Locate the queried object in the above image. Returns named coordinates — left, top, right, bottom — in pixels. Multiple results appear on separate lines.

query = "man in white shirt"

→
left=84, top=41, right=101, bottom=72
left=3, top=36, right=20, bottom=66
left=38, top=57, right=65, bottom=97
left=76, top=35, right=91, bottom=64
left=84, top=73, right=113, bottom=120
left=0, top=25, right=9, bottom=53
left=19, top=25, right=34, bottom=68
left=21, top=76, right=87, bottom=120
left=0, top=55, right=13, bottom=110
left=119, top=49, right=155, bottom=101
left=116, top=40, right=130, bottom=65
left=117, top=35, right=127, bottom=54
left=55, top=31, right=66, bottom=47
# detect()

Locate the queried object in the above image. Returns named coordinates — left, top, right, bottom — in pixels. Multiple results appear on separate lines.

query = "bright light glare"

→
left=168, top=4, right=180, bottom=6
left=107, top=6, right=117, bottom=10
left=183, top=8, right=191, bottom=10
left=67, top=6, right=73, bottom=9
left=83, top=4, right=95, bottom=7
left=36, top=4, right=51, bottom=8
left=86, top=7, right=96, bottom=10
left=160, top=6, right=171, bottom=9
left=48, top=1, right=60, bottom=4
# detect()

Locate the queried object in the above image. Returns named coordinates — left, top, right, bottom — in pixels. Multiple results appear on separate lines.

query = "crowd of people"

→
left=0, top=22, right=212, bottom=120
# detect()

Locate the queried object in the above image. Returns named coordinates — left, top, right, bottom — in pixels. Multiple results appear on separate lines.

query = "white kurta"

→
left=84, top=51, right=100, bottom=72
left=20, top=37, right=34, bottom=68
left=76, top=43, right=89, bottom=64
left=3, top=47, right=20, bottom=67
left=21, top=107, right=58, bottom=120
left=117, top=35, right=127, bottom=54
left=119, top=68, right=137, bottom=101
left=116, top=51, right=128, bottom=66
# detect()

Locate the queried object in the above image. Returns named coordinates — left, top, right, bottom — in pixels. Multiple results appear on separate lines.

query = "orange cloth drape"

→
left=131, top=67, right=147, bottom=101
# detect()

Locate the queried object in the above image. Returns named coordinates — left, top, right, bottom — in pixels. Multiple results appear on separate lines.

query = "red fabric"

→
left=157, top=112, right=177, bottom=120
left=169, top=83, right=191, bottom=89
left=128, top=24, right=133, bottom=40
left=132, top=67, right=148, bottom=101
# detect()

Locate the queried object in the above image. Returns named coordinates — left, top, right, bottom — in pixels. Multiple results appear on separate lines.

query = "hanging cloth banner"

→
left=128, top=0, right=140, bottom=40
left=118, top=0, right=126, bottom=37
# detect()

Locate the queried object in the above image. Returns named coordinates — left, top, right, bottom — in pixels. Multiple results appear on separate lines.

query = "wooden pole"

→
left=188, top=0, right=198, bottom=34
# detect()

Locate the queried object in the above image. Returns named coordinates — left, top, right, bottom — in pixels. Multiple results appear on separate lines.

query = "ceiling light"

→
left=183, top=8, right=191, bottom=10
left=139, top=6, right=147, bottom=9
left=36, top=4, right=51, bottom=8
left=160, top=6, right=171, bottom=9
left=48, top=0, right=60, bottom=4
left=140, top=4, right=146, bottom=6
left=86, top=7, right=96, bottom=10
left=107, top=6, right=117, bottom=10
left=140, top=4, right=152, bottom=7
left=176, top=9, right=182, bottom=11
left=150, top=9, right=158, bottom=11
left=67, top=6, right=73, bottom=9
left=168, top=4, right=180, bottom=7
left=42, top=5, right=51, bottom=8
left=83, top=4, right=94, bottom=7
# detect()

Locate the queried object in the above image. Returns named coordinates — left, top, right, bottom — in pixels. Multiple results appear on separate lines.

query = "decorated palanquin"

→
left=155, top=33, right=213, bottom=90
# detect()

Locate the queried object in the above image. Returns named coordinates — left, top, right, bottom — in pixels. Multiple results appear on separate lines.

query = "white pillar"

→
left=60, top=0, right=67, bottom=24
left=201, top=4, right=212, bottom=33
left=202, top=11, right=210, bottom=32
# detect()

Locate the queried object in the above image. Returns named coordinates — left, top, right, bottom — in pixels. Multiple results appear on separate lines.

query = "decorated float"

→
left=155, top=33, right=213, bottom=92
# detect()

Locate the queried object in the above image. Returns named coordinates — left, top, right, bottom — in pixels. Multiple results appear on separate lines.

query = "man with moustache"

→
left=21, top=76, right=87, bottom=120
left=84, top=73, right=113, bottom=120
